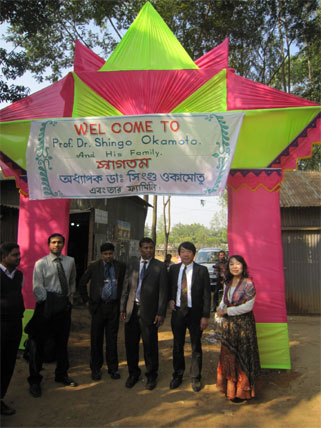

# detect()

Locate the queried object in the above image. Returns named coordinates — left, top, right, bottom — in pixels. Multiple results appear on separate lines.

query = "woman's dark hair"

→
left=225, top=254, right=249, bottom=282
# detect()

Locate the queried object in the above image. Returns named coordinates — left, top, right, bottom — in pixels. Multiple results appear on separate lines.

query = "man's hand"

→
left=200, top=317, right=209, bottom=331
left=120, top=311, right=126, bottom=321
left=169, top=299, right=176, bottom=311
left=154, top=315, right=164, bottom=328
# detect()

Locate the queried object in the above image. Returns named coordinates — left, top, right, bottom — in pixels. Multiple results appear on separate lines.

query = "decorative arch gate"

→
left=1, top=2, right=320, bottom=369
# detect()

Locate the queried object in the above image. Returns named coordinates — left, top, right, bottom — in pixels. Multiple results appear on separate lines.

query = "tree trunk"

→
left=277, top=0, right=287, bottom=92
left=163, top=196, right=171, bottom=259
left=151, top=195, right=157, bottom=245
left=143, top=195, right=149, bottom=227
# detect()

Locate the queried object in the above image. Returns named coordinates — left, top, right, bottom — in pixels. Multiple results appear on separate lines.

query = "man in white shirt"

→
left=168, top=241, right=210, bottom=392
left=26, top=233, right=78, bottom=398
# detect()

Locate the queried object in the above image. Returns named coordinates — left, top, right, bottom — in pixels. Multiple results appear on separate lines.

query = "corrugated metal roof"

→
left=280, top=171, right=321, bottom=207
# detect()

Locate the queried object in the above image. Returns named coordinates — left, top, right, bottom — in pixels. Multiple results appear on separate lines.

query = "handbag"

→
left=213, top=310, right=227, bottom=340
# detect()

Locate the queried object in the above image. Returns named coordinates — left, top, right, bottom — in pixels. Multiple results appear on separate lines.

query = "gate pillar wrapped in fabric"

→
left=227, top=169, right=291, bottom=369
left=17, top=195, right=71, bottom=347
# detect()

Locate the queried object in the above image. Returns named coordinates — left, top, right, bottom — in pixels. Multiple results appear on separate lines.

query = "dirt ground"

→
left=2, top=308, right=320, bottom=428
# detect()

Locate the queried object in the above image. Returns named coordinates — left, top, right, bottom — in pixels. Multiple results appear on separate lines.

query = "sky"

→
left=145, top=195, right=223, bottom=228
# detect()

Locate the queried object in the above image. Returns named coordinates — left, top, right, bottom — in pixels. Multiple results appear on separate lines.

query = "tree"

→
left=2, top=1, right=319, bottom=170
left=2, top=0, right=319, bottom=104
left=298, top=144, right=321, bottom=171
left=163, top=196, right=171, bottom=259
left=144, top=223, right=151, bottom=238
left=1, top=0, right=124, bottom=101
left=265, top=0, right=320, bottom=95
left=151, top=195, right=157, bottom=245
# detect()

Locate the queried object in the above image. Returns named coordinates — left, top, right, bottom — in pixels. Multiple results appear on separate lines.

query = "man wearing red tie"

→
left=168, top=241, right=210, bottom=392
left=120, top=238, right=168, bottom=391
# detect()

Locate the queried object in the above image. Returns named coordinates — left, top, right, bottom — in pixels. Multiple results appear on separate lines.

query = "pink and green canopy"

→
left=1, top=2, right=319, bottom=180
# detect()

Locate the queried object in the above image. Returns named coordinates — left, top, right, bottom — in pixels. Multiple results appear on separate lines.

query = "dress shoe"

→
left=170, top=377, right=182, bottom=389
left=1, top=400, right=16, bottom=415
left=125, top=374, right=140, bottom=388
left=109, top=371, right=120, bottom=380
left=145, top=377, right=157, bottom=390
left=29, top=383, right=42, bottom=398
left=55, top=376, right=78, bottom=387
left=192, top=379, right=202, bottom=392
left=91, top=370, right=102, bottom=381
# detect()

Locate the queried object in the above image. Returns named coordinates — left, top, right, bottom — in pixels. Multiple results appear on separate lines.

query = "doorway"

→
left=68, top=212, right=90, bottom=286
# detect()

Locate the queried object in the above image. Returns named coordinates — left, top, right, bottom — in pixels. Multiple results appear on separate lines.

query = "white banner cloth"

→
left=26, top=113, right=244, bottom=200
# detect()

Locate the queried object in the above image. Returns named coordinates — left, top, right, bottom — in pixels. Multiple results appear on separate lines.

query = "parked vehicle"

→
left=195, top=247, right=226, bottom=311
left=195, top=248, right=223, bottom=286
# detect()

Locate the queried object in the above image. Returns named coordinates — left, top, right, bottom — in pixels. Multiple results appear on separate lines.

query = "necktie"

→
left=54, top=258, right=69, bottom=296
left=102, top=263, right=112, bottom=301
left=136, top=261, right=147, bottom=302
left=180, top=266, right=188, bottom=313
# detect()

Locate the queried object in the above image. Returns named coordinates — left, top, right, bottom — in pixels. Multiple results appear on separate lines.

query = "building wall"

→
left=281, top=206, right=320, bottom=228
left=281, top=207, right=321, bottom=314
left=0, top=180, right=148, bottom=277
left=70, top=196, right=148, bottom=267
left=0, top=180, right=19, bottom=243
left=0, top=206, right=19, bottom=243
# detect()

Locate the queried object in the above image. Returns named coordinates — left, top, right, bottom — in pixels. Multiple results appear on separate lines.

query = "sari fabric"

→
left=217, top=278, right=260, bottom=400
left=223, top=277, right=256, bottom=306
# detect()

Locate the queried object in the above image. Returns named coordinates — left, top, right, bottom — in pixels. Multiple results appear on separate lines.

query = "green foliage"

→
left=144, top=223, right=152, bottom=237
left=264, top=0, right=320, bottom=100
left=156, top=194, right=228, bottom=250
left=156, top=220, right=227, bottom=251
left=1, top=0, right=123, bottom=96
left=289, top=11, right=321, bottom=104
left=298, top=144, right=321, bottom=171
left=1, top=0, right=320, bottom=104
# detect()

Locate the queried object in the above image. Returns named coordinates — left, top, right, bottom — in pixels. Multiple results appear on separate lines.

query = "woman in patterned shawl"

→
left=216, top=255, right=260, bottom=403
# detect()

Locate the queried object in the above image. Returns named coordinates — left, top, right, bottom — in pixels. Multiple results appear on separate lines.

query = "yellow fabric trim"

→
left=227, top=183, right=281, bottom=192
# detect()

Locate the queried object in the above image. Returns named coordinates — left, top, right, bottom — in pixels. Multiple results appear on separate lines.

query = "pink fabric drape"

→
left=195, top=38, right=229, bottom=70
left=0, top=74, right=75, bottom=122
left=227, top=70, right=319, bottom=110
left=0, top=158, right=28, bottom=195
left=227, top=169, right=287, bottom=323
left=76, top=68, right=223, bottom=114
left=17, top=196, right=71, bottom=309
left=74, top=40, right=105, bottom=72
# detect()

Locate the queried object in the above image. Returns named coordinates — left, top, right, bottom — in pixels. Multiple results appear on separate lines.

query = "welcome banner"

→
left=26, top=113, right=244, bottom=200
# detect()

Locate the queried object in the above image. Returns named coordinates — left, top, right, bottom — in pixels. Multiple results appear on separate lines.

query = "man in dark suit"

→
left=79, top=243, right=126, bottom=381
left=0, top=243, right=24, bottom=415
left=120, top=238, right=168, bottom=391
left=168, top=241, right=210, bottom=392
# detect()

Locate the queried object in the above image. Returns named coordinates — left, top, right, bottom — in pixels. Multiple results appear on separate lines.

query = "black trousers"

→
left=27, top=303, right=71, bottom=385
left=171, top=308, right=203, bottom=381
left=90, top=300, right=120, bottom=373
left=124, top=303, right=158, bottom=380
left=1, top=318, right=22, bottom=399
